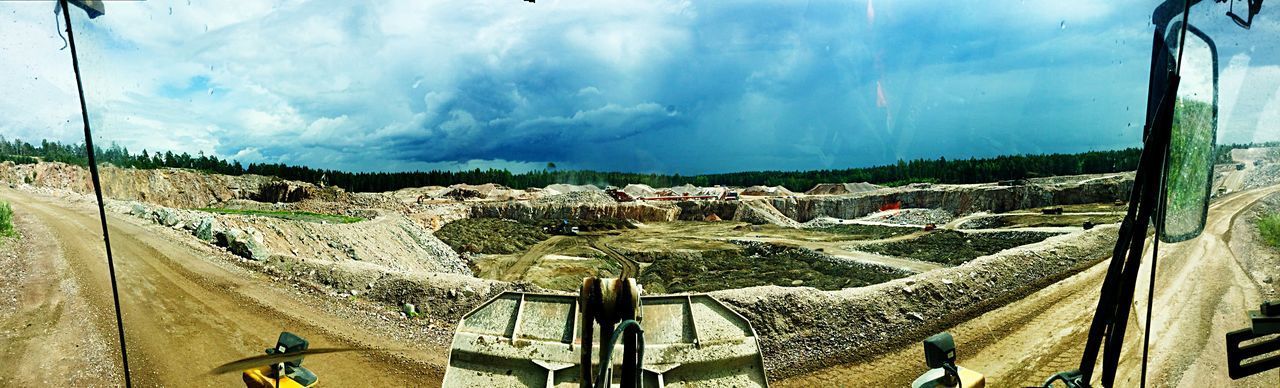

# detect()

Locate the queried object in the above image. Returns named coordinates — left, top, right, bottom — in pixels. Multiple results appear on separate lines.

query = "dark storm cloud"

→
left=9, top=0, right=1276, bottom=174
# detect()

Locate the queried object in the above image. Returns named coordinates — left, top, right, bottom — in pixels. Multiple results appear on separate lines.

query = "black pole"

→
left=59, top=1, right=132, bottom=386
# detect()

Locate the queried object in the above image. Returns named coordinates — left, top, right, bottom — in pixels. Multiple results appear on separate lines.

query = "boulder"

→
left=195, top=217, right=215, bottom=241
left=129, top=202, right=147, bottom=216
left=153, top=208, right=180, bottom=227
left=215, top=228, right=267, bottom=261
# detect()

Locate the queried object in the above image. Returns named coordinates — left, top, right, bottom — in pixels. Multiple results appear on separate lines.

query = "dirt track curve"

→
left=587, top=235, right=640, bottom=278
left=778, top=184, right=1280, bottom=387
left=0, top=188, right=448, bottom=387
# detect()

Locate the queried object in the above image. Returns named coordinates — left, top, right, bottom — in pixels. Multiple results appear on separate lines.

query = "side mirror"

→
left=1160, top=23, right=1219, bottom=243
left=924, top=332, right=957, bottom=369
left=913, top=332, right=986, bottom=388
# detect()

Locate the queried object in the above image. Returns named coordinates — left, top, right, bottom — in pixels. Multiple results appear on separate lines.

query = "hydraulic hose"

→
left=595, top=319, right=645, bottom=388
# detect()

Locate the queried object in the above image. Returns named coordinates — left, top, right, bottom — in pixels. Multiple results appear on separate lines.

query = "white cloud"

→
left=1, top=0, right=1273, bottom=175
left=1217, top=54, right=1280, bottom=144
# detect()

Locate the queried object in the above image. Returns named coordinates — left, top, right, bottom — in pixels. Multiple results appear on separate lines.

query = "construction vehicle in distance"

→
left=605, top=187, right=636, bottom=202
left=546, top=219, right=581, bottom=236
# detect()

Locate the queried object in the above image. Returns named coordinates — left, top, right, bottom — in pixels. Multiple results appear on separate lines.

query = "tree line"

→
left=0, top=136, right=1266, bottom=193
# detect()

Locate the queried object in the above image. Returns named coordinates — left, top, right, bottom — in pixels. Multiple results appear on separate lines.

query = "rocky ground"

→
left=859, top=208, right=954, bottom=226
left=0, top=159, right=1166, bottom=385
left=718, top=225, right=1119, bottom=381
left=1231, top=192, right=1280, bottom=296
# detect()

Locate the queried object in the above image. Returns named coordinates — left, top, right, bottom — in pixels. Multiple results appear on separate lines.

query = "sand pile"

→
left=805, top=182, right=883, bottom=195
left=543, top=184, right=601, bottom=195
left=742, top=185, right=795, bottom=196
left=531, top=190, right=617, bottom=206
left=621, top=184, right=657, bottom=198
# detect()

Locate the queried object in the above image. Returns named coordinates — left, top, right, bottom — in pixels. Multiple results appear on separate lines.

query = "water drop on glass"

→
left=1060, top=21, right=1066, bottom=29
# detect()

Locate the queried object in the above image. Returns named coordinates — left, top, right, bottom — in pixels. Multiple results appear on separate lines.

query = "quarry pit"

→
left=0, top=160, right=1148, bottom=382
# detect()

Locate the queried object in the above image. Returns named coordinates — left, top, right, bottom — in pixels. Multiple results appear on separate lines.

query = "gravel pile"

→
left=800, top=217, right=847, bottom=228
left=622, top=183, right=657, bottom=198
left=1245, top=164, right=1280, bottom=190
left=117, top=199, right=472, bottom=275
left=531, top=190, right=617, bottom=206
left=956, top=215, right=1000, bottom=229
left=805, top=182, right=883, bottom=195
left=542, top=184, right=601, bottom=195
left=661, top=184, right=726, bottom=196
left=742, top=185, right=795, bottom=196
left=859, top=208, right=953, bottom=226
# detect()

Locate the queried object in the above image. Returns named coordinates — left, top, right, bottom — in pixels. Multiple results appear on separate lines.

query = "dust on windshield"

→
left=0, top=1, right=1277, bottom=387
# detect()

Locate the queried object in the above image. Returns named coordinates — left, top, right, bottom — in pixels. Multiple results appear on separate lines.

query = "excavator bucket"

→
left=443, top=291, right=769, bottom=387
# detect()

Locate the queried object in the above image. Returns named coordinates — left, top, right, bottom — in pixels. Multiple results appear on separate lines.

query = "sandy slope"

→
left=0, top=188, right=448, bottom=387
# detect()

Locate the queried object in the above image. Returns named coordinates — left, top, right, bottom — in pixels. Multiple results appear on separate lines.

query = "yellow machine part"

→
left=242, top=366, right=316, bottom=388
left=958, top=367, right=986, bottom=388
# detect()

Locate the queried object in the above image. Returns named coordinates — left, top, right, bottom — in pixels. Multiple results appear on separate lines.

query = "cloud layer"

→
left=2, top=0, right=1277, bottom=174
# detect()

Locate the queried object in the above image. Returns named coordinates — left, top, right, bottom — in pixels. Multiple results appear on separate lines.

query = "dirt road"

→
left=778, top=184, right=1280, bottom=387
left=0, top=188, right=447, bottom=387
left=586, top=235, right=640, bottom=278
left=500, top=235, right=572, bottom=281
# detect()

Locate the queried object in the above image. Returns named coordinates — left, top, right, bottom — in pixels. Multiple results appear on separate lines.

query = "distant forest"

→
left=0, top=136, right=1267, bottom=193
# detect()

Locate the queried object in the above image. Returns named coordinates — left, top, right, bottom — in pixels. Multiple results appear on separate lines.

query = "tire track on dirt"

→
left=587, top=235, right=639, bottom=278
left=0, top=189, right=446, bottom=387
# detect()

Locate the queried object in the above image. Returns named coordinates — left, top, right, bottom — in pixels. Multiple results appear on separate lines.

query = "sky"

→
left=0, top=0, right=1277, bottom=174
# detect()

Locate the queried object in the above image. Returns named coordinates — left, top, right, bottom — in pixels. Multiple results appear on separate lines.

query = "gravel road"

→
left=0, top=188, right=448, bottom=387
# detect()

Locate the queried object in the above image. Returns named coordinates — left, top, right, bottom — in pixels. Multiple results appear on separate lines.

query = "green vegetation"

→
left=439, top=217, right=633, bottom=255
left=526, top=218, right=635, bottom=232
left=860, top=230, right=1062, bottom=265
left=249, top=148, right=1150, bottom=193
left=8, top=135, right=1277, bottom=195
left=816, top=223, right=919, bottom=240
left=639, top=242, right=911, bottom=293
left=989, top=213, right=1123, bottom=228
left=0, top=136, right=245, bottom=175
left=197, top=208, right=363, bottom=224
left=437, top=218, right=549, bottom=254
left=1258, top=214, right=1280, bottom=248
left=0, top=201, right=13, bottom=237
left=1164, top=99, right=1215, bottom=239
left=0, top=136, right=1142, bottom=193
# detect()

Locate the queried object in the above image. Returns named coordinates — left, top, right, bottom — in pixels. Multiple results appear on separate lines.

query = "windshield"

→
left=0, top=1, right=1276, bottom=387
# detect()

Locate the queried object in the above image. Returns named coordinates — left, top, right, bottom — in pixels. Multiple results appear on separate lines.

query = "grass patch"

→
left=638, top=242, right=911, bottom=293
left=0, top=201, right=13, bottom=237
left=988, top=213, right=1123, bottom=228
left=197, top=207, right=363, bottom=224
left=860, top=230, right=1061, bottom=265
left=526, top=218, right=635, bottom=233
left=816, top=223, right=918, bottom=240
left=1259, top=213, right=1280, bottom=248
left=437, top=218, right=549, bottom=254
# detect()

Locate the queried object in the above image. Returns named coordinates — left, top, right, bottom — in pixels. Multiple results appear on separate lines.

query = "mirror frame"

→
left=1159, top=21, right=1220, bottom=243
